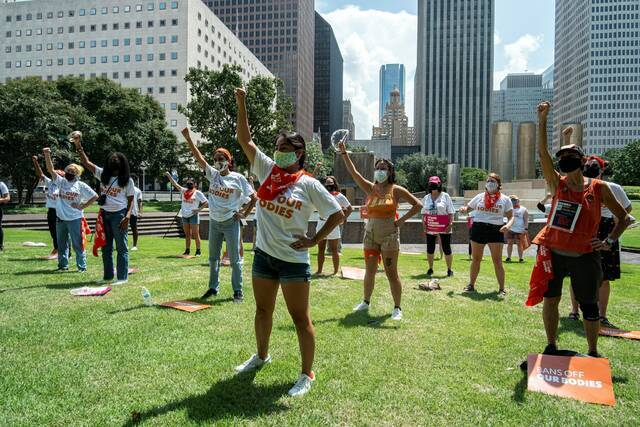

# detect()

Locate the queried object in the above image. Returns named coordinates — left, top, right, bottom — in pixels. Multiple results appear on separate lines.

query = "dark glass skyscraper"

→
left=415, top=0, right=494, bottom=168
left=314, top=12, right=343, bottom=151
left=379, top=64, right=405, bottom=120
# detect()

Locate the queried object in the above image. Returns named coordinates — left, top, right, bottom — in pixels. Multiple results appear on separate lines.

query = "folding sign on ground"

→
left=599, top=327, right=640, bottom=340
left=160, top=300, right=211, bottom=313
left=341, top=266, right=367, bottom=280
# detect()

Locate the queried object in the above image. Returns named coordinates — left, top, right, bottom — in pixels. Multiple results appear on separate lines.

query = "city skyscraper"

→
left=379, top=64, right=405, bottom=120
left=415, top=0, right=494, bottom=168
left=542, top=65, right=553, bottom=89
left=342, top=100, right=355, bottom=141
left=313, top=12, right=343, bottom=151
left=554, top=1, right=640, bottom=154
left=373, top=86, right=415, bottom=146
left=207, top=0, right=315, bottom=140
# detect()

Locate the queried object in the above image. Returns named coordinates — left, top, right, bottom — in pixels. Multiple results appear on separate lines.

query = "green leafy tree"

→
left=395, top=153, right=449, bottom=193
left=604, top=141, right=640, bottom=185
left=461, top=167, right=489, bottom=191
left=179, top=65, right=293, bottom=171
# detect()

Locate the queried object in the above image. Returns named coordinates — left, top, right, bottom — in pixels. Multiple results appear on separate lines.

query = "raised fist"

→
left=537, top=101, right=551, bottom=118
left=235, top=87, right=246, bottom=99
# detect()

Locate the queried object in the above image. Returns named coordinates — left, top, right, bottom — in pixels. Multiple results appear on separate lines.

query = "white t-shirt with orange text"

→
left=205, top=165, right=253, bottom=222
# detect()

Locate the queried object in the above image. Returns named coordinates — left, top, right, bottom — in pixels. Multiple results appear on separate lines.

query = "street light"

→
left=140, top=162, right=148, bottom=200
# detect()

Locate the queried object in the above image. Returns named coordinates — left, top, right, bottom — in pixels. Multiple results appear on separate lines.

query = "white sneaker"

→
left=234, top=354, right=271, bottom=373
left=131, top=246, right=138, bottom=251
left=111, top=279, right=128, bottom=286
left=288, top=373, right=315, bottom=397
left=391, top=307, right=402, bottom=320
left=353, top=301, right=370, bottom=312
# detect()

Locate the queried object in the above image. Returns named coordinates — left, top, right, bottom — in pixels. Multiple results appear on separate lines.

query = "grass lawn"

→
left=4, top=201, right=182, bottom=215
left=1, top=230, right=639, bottom=426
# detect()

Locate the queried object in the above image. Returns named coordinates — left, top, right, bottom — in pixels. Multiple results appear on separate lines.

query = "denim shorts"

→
left=182, top=214, right=200, bottom=225
left=252, top=247, right=311, bottom=284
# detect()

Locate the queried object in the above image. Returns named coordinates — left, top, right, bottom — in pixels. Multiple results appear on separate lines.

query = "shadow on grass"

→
left=7, top=257, right=51, bottom=262
left=0, top=280, right=98, bottom=292
left=411, top=273, right=448, bottom=280
left=124, top=371, right=289, bottom=426
left=558, top=317, right=585, bottom=337
left=512, top=372, right=527, bottom=404
left=446, top=290, right=502, bottom=302
left=275, top=311, right=397, bottom=331
left=12, top=269, right=72, bottom=276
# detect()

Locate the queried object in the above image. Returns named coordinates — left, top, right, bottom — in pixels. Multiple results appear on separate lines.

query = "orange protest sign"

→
left=341, top=266, right=367, bottom=280
left=527, top=353, right=615, bottom=406
left=160, top=300, right=211, bottom=313
left=599, top=327, right=640, bottom=340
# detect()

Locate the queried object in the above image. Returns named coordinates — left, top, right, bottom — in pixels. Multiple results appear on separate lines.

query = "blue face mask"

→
left=273, top=151, right=298, bottom=169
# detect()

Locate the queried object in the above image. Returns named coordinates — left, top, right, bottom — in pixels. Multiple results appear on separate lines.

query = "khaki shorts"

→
left=363, top=218, right=400, bottom=254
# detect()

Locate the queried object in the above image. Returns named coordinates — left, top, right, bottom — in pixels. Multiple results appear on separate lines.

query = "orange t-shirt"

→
left=366, top=190, right=397, bottom=219
left=533, top=177, right=603, bottom=253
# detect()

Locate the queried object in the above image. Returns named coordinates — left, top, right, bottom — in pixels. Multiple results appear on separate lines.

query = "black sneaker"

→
left=588, top=351, right=603, bottom=358
left=543, top=343, right=558, bottom=355
left=233, top=291, right=244, bottom=303
left=427, top=268, right=434, bottom=277
left=201, top=288, right=218, bottom=299
left=194, top=249, right=201, bottom=257
left=519, top=258, right=524, bottom=263
left=463, top=284, right=475, bottom=293
left=568, top=312, right=580, bottom=321
left=505, top=257, right=511, bottom=263
left=447, top=269, right=454, bottom=277
left=600, top=317, right=616, bottom=329
left=55, top=267, right=69, bottom=272
left=183, top=249, right=190, bottom=256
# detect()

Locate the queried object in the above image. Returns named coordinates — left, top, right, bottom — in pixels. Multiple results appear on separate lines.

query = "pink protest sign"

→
left=423, top=214, right=450, bottom=234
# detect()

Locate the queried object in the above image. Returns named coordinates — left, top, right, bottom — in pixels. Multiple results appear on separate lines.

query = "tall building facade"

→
left=313, top=12, right=343, bottom=151
left=415, top=0, right=494, bottom=168
left=342, top=100, right=355, bottom=141
left=373, top=86, right=415, bottom=146
left=554, top=0, right=640, bottom=154
left=0, top=0, right=272, bottom=136
left=379, top=64, right=405, bottom=120
left=207, top=0, right=315, bottom=140
left=491, top=73, right=553, bottom=170
left=542, top=65, right=553, bottom=89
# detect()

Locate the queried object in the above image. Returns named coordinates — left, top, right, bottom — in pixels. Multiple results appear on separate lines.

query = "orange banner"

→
left=527, top=353, right=615, bottom=406
left=599, top=328, right=640, bottom=340
left=160, top=300, right=211, bottom=313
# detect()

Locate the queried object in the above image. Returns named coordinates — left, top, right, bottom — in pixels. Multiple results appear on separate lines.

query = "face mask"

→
left=374, top=170, right=388, bottom=183
left=558, top=156, right=582, bottom=173
left=511, top=199, right=519, bottom=206
left=485, top=182, right=498, bottom=193
left=185, top=183, right=194, bottom=190
left=65, top=172, right=76, bottom=182
left=583, top=163, right=601, bottom=178
left=214, top=160, right=228, bottom=171
left=273, top=151, right=299, bottom=169
left=428, top=184, right=439, bottom=191
left=108, top=162, right=120, bottom=173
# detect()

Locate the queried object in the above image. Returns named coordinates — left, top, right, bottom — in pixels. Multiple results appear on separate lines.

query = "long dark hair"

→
left=375, top=159, right=396, bottom=184
left=323, top=175, right=341, bottom=192
left=275, top=130, right=306, bottom=169
left=101, top=152, right=131, bottom=187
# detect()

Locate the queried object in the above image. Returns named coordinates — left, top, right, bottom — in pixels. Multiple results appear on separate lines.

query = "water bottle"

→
left=141, top=287, right=154, bottom=306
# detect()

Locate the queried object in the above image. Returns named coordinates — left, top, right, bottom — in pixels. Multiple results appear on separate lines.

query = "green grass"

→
left=4, top=200, right=182, bottom=215
left=1, top=230, right=639, bottom=426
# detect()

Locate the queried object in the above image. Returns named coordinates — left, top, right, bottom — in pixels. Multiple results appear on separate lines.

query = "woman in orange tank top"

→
left=532, top=102, right=630, bottom=359
left=338, top=139, right=422, bottom=321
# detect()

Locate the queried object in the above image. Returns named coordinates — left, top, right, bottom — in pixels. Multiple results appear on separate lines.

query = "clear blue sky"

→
left=318, top=0, right=556, bottom=138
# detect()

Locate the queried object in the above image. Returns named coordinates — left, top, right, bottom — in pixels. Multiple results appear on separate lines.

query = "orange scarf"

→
left=92, top=210, right=106, bottom=257
left=184, top=188, right=195, bottom=200
left=484, top=191, right=501, bottom=210
left=257, top=166, right=307, bottom=201
left=525, top=245, right=554, bottom=306
left=80, top=217, right=93, bottom=251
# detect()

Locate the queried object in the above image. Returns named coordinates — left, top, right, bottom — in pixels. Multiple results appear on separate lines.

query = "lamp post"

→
left=140, top=163, right=148, bottom=199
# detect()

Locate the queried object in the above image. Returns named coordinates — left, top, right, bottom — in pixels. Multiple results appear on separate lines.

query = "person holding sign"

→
left=505, top=195, right=529, bottom=263
left=530, top=102, right=631, bottom=358
left=339, top=142, right=422, bottom=321
left=182, top=128, right=257, bottom=303
left=232, top=88, right=345, bottom=397
left=315, top=176, right=353, bottom=276
left=421, top=176, right=455, bottom=277
left=459, top=173, right=514, bottom=296
left=165, top=173, right=208, bottom=257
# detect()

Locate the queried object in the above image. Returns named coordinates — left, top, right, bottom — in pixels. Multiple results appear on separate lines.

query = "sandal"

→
left=419, top=279, right=441, bottom=291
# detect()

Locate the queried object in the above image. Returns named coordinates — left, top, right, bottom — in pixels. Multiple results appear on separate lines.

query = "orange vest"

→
left=533, top=177, right=603, bottom=253
left=366, top=190, right=397, bottom=219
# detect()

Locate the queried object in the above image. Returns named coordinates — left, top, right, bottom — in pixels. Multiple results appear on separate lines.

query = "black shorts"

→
left=470, top=222, right=505, bottom=244
left=130, top=215, right=138, bottom=228
left=544, top=251, right=603, bottom=304
left=597, top=217, right=620, bottom=281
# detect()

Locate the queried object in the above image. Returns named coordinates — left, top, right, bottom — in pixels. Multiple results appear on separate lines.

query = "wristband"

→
left=605, top=237, right=616, bottom=246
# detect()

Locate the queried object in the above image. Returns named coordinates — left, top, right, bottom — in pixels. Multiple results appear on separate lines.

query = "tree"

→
left=604, top=141, right=640, bottom=185
left=179, top=65, right=293, bottom=171
left=461, top=167, right=488, bottom=191
left=395, top=153, right=449, bottom=193
left=305, top=138, right=332, bottom=178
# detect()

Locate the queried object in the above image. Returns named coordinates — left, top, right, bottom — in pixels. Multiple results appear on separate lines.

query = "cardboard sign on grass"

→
left=341, top=267, right=367, bottom=280
left=70, top=286, right=112, bottom=296
left=600, top=327, right=640, bottom=340
left=160, top=300, right=211, bottom=313
left=527, top=353, right=615, bottom=406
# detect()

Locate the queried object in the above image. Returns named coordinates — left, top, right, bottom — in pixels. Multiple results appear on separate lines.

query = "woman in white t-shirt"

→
left=421, top=176, right=456, bottom=277
left=182, top=129, right=257, bottom=302
left=165, top=172, right=208, bottom=257
left=0, top=180, right=10, bottom=251
left=459, top=173, right=514, bottom=296
left=505, top=195, right=529, bottom=263
left=315, top=176, right=353, bottom=276
left=43, top=148, right=98, bottom=272
left=32, top=155, right=66, bottom=258
left=232, top=88, right=344, bottom=397
left=73, top=133, right=135, bottom=285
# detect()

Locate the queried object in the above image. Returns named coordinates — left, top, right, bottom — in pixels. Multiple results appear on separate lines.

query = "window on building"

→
left=124, top=54, right=131, bottom=62
left=147, top=36, right=154, bottom=44
left=135, top=54, right=142, bottom=61
left=159, top=53, right=166, bottom=60
left=171, top=19, right=178, bottom=26
left=136, top=4, right=143, bottom=12
left=171, top=2, right=178, bottom=9
left=171, top=86, right=177, bottom=93
left=160, top=3, right=167, bottom=10
left=170, top=103, right=177, bottom=110
left=160, top=19, right=166, bottom=27
left=171, top=35, right=178, bottom=43
left=159, top=36, right=166, bottom=44
left=171, top=52, right=178, bottom=60
left=79, top=57, right=85, bottom=64
left=147, top=53, right=154, bottom=61
left=101, top=56, right=107, bottom=63
left=170, top=120, right=177, bottom=127
left=136, top=71, right=142, bottom=78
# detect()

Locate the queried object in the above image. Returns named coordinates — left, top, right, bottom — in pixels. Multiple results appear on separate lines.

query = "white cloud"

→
left=322, top=6, right=417, bottom=140
left=494, top=31, right=502, bottom=46
left=494, top=33, right=544, bottom=87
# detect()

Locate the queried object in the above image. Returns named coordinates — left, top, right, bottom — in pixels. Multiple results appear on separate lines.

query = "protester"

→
left=529, top=102, right=630, bottom=358
left=339, top=141, right=422, bottom=320
left=32, top=155, right=65, bottom=259
left=565, top=154, right=633, bottom=328
left=459, top=173, right=514, bottom=296
left=182, top=128, right=257, bottom=302
left=505, top=195, right=528, bottom=263
left=315, top=176, right=353, bottom=276
left=232, top=88, right=344, bottom=397
left=72, top=132, right=135, bottom=285
left=43, top=148, right=98, bottom=272
left=165, top=172, right=208, bottom=257
left=0, top=179, right=10, bottom=251
left=421, top=176, right=455, bottom=277
left=129, top=175, right=143, bottom=251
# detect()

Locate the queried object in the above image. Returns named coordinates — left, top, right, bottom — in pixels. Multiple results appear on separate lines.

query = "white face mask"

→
left=485, top=181, right=498, bottom=193
left=374, top=170, right=388, bottom=183
left=214, top=160, right=228, bottom=171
